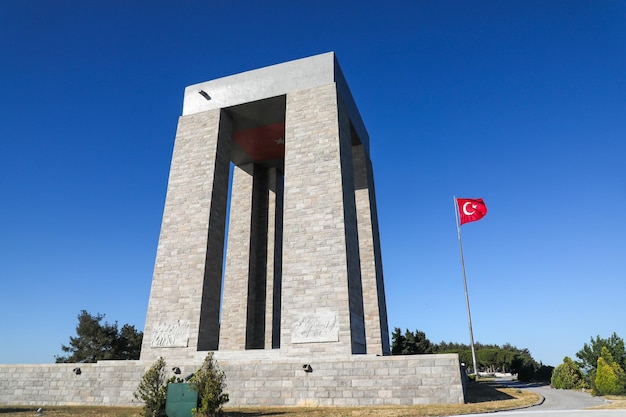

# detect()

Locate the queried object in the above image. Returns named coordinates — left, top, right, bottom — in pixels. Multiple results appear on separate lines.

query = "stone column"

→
left=245, top=165, right=270, bottom=349
left=141, top=109, right=232, bottom=361
left=353, top=144, right=390, bottom=355
left=220, top=163, right=273, bottom=350
left=265, top=168, right=284, bottom=349
left=219, top=164, right=254, bottom=350
left=281, top=83, right=366, bottom=356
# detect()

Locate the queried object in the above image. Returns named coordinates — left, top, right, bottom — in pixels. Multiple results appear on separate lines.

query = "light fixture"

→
left=172, top=367, right=181, bottom=374
left=73, top=367, right=81, bottom=375
left=302, top=364, right=312, bottom=373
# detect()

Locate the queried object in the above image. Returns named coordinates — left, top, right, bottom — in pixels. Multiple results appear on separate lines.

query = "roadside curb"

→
left=497, top=391, right=545, bottom=414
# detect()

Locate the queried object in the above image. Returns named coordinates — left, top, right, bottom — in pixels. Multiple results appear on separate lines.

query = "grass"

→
left=0, top=380, right=540, bottom=417
left=588, top=394, right=626, bottom=410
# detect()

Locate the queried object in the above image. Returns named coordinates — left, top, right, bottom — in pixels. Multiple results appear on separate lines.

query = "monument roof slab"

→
left=182, top=52, right=370, bottom=155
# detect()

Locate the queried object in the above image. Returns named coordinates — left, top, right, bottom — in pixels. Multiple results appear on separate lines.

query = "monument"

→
left=140, top=51, right=389, bottom=362
left=0, top=53, right=465, bottom=407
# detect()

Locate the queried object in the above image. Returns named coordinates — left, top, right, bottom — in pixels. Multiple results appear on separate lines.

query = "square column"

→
left=265, top=168, right=284, bottom=349
left=141, top=109, right=232, bottom=361
left=219, top=164, right=254, bottom=350
left=281, top=83, right=366, bottom=356
left=219, top=164, right=282, bottom=350
left=353, top=144, right=390, bottom=355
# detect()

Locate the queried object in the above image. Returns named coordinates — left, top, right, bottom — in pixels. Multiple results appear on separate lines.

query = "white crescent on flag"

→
left=462, top=202, right=476, bottom=216
left=456, top=198, right=487, bottom=225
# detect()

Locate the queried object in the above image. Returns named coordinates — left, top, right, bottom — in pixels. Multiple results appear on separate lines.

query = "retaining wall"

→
left=0, top=353, right=465, bottom=407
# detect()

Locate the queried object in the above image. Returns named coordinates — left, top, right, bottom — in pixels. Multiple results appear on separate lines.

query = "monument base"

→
left=0, top=353, right=465, bottom=407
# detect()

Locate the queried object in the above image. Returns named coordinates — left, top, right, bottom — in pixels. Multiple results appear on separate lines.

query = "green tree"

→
left=437, top=341, right=539, bottom=376
left=535, top=364, right=555, bottom=383
left=576, top=333, right=626, bottom=373
left=189, top=352, right=229, bottom=417
left=595, top=347, right=626, bottom=395
left=55, top=310, right=143, bottom=363
left=551, top=357, right=584, bottom=389
left=392, top=329, right=548, bottom=380
left=391, top=328, right=435, bottom=355
left=391, top=328, right=405, bottom=355
left=511, top=355, right=537, bottom=382
left=134, top=357, right=181, bottom=417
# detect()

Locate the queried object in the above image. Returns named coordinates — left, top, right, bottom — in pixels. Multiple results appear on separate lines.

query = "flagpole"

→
left=454, top=196, right=479, bottom=377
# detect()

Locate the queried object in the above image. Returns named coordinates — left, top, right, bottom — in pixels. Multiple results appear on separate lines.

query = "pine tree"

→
left=189, top=352, right=229, bottom=416
left=55, top=310, right=143, bottom=363
left=134, top=357, right=171, bottom=417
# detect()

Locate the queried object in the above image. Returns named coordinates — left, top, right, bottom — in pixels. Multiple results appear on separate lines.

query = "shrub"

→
left=551, top=357, right=584, bottom=389
left=189, top=352, right=229, bottom=416
left=595, top=347, right=626, bottom=395
left=134, top=357, right=181, bottom=417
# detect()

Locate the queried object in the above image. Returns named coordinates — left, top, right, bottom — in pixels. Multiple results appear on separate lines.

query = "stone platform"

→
left=0, top=353, right=465, bottom=407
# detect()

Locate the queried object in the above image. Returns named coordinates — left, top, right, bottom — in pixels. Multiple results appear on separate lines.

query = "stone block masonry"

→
left=0, top=361, right=148, bottom=407
left=280, top=83, right=366, bottom=356
left=0, top=354, right=464, bottom=407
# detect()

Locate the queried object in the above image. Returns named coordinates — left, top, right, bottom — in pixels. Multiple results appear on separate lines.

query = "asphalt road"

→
left=503, top=380, right=608, bottom=410
left=449, top=379, right=626, bottom=417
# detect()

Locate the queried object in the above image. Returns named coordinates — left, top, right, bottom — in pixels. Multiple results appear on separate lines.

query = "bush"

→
left=595, top=347, right=626, bottom=395
left=134, top=357, right=181, bottom=417
left=189, top=352, right=229, bottom=417
left=551, top=357, right=584, bottom=389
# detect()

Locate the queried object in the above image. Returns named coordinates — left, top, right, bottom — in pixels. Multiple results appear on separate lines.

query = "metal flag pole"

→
left=454, top=196, right=479, bottom=377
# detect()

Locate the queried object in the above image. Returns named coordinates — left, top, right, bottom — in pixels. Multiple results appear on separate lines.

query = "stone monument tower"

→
left=140, top=52, right=389, bottom=362
left=0, top=53, right=465, bottom=408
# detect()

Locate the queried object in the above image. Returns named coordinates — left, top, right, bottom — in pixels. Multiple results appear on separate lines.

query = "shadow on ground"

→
left=0, top=408, right=32, bottom=414
left=465, top=380, right=518, bottom=403
left=225, top=412, right=286, bottom=416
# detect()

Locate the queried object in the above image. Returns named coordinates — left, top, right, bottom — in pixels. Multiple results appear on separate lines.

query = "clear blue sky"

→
left=1, top=1, right=625, bottom=367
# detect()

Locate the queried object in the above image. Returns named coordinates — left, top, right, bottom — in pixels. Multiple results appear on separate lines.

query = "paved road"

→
left=502, top=380, right=608, bottom=410
left=448, top=379, right=626, bottom=417
left=459, top=410, right=626, bottom=416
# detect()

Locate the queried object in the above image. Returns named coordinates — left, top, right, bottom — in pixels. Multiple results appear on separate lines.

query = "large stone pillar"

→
left=141, top=109, right=232, bottom=361
left=220, top=164, right=281, bottom=351
left=265, top=168, right=284, bottom=349
left=280, top=83, right=366, bottom=356
left=353, top=144, right=390, bottom=355
left=219, top=164, right=254, bottom=350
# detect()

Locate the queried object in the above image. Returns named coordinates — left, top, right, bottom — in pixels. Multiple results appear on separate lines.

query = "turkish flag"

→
left=457, top=198, right=487, bottom=225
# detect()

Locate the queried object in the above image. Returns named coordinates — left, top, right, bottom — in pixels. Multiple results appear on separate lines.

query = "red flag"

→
left=232, top=122, right=285, bottom=162
left=457, top=198, right=487, bottom=225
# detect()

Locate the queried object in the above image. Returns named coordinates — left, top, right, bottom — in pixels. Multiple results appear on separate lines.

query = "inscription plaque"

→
left=151, top=321, right=190, bottom=348
left=291, top=311, right=339, bottom=343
